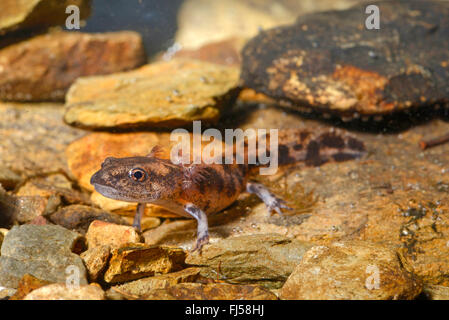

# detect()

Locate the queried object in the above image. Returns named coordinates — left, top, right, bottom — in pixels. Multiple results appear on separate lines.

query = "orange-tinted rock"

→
left=80, top=245, right=111, bottom=282
left=0, top=31, right=145, bottom=101
left=86, top=220, right=141, bottom=249
left=104, top=244, right=186, bottom=284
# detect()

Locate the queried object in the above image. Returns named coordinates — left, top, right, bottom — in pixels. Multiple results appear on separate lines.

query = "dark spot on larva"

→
left=320, top=133, right=345, bottom=149
left=204, top=167, right=225, bottom=194
left=305, top=140, right=327, bottom=166
left=230, top=165, right=244, bottom=187
left=293, top=143, right=303, bottom=150
left=333, top=153, right=358, bottom=162
left=300, top=131, right=310, bottom=141
left=204, top=200, right=211, bottom=212
left=347, top=137, right=365, bottom=152
left=226, top=174, right=237, bottom=197
left=278, top=144, right=295, bottom=165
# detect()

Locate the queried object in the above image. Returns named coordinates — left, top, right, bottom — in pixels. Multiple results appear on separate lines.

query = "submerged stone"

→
left=241, top=1, right=449, bottom=119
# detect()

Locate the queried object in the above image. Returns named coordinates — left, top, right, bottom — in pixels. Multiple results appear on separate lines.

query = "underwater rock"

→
left=142, top=282, right=277, bottom=300
left=0, top=184, right=50, bottom=225
left=241, top=1, right=449, bottom=119
left=48, top=205, right=129, bottom=235
left=0, top=225, right=87, bottom=288
left=113, top=267, right=202, bottom=297
left=24, top=283, right=105, bottom=300
left=80, top=245, right=111, bottom=282
left=0, top=31, right=145, bottom=101
left=9, top=274, right=52, bottom=300
left=0, top=0, right=91, bottom=35
left=280, top=241, right=422, bottom=300
left=0, top=102, right=84, bottom=181
left=11, top=196, right=48, bottom=224
left=64, top=58, right=240, bottom=129
left=104, top=244, right=186, bottom=284
left=86, top=220, right=141, bottom=249
left=186, top=234, right=313, bottom=289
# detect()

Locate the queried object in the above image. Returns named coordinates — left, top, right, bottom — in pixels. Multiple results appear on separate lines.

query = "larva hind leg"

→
left=246, top=181, right=292, bottom=215
left=184, top=203, right=210, bottom=252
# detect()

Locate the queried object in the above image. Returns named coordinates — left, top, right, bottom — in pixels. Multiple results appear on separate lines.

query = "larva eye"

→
left=128, top=168, right=147, bottom=182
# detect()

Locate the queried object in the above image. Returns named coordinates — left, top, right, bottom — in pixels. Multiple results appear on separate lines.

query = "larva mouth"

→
left=92, top=183, right=141, bottom=202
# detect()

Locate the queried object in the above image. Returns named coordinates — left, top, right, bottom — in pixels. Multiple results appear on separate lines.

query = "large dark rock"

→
left=241, top=1, right=449, bottom=119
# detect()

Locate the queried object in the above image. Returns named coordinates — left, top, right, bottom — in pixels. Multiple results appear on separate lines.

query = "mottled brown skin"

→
left=91, top=157, right=248, bottom=218
left=90, top=128, right=366, bottom=251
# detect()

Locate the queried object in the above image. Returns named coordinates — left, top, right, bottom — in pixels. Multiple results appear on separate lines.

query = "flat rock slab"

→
left=241, top=1, right=449, bottom=119
left=186, top=234, right=313, bottom=289
left=104, top=244, right=186, bottom=284
left=0, top=31, right=145, bottom=102
left=0, top=102, right=85, bottom=185
left=0, top=225, right=87, bottom=288
left=64, top=58, right=240, bottom=129
left=280, top=241, right=422, bottom=300
left=0, top=0, right=91, bottom=35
